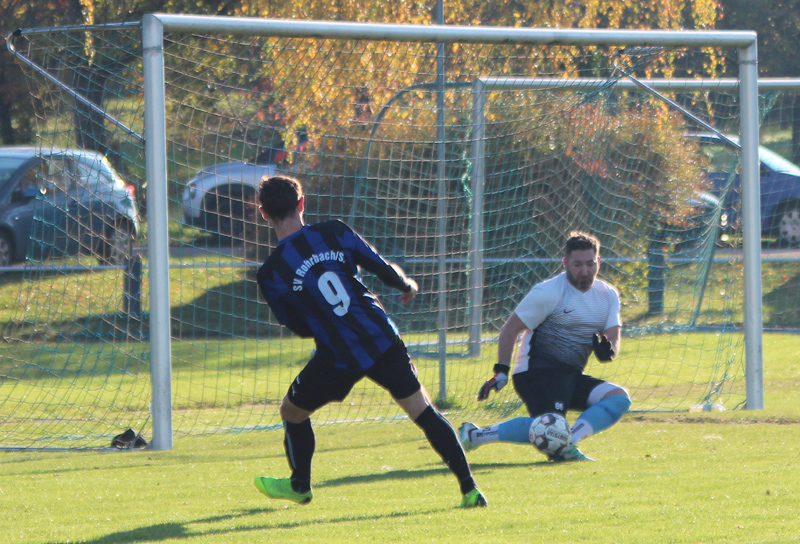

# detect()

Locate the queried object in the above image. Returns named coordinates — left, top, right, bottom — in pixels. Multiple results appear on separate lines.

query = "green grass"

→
left=2, top=410, right=799, bottom=543
left=2, top=333, right=800, bottom=544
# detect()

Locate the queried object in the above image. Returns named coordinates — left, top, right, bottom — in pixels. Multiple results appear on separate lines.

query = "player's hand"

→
left=400, top=278, right=418, bottom=304
left=477, top=372, right=508, bottom=400
left=592, top=333, right=615, bottom=362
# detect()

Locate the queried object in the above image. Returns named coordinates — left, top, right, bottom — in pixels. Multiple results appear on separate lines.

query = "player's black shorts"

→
left=512, top=367, right=606, bottom=417
left=286, top=341, right=422, bottom=413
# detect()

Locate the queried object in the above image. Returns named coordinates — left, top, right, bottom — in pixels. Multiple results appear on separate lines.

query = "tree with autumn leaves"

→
left=2, top=0, right=728, bottom=146
left=3, top=0, right=800, bottom=150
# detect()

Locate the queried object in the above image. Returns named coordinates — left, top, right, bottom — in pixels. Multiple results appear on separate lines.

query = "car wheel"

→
left=0, top=232, right=12, bottom=268
left=209, top=187, right=254, bottom=244
left=773, top=202, right=800, bottom=247
left=98, top=219, right=135, bottom=265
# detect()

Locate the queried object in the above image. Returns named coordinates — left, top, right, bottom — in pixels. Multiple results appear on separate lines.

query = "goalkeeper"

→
left=459, top=231, right=631, bottom=461
left=253, top=175, right=486, bottom=508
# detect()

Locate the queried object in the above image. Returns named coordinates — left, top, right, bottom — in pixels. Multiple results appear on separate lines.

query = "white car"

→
left=181, top=161, right=278, bottom=240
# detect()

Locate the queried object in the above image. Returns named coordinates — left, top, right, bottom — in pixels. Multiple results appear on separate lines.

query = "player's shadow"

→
left=317, top=460, right=547, bottom=489
left=38, top=507, right=448, bottom=544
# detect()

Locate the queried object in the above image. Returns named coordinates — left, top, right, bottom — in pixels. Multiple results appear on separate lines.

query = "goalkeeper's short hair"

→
left=565, top=231, right=600, bottom=257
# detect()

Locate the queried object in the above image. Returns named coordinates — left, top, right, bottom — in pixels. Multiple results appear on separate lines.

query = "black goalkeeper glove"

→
left=477, top=364, right=510, bottom=400
left=592, top=333, right=615, bottom=362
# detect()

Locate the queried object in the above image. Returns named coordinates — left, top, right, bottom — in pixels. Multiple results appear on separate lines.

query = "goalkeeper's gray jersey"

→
left=513, top=272, right=621, bottom=373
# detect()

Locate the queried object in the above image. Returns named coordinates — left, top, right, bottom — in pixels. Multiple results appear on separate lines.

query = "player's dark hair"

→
left=259, top=175, right=303, bottom=221
left=564, top=230, right=600, bottom=257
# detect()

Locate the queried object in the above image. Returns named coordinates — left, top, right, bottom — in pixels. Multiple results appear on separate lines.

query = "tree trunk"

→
left=72, top=65, right=108, bottom=155
left=0, top=66, right=15, bottom=144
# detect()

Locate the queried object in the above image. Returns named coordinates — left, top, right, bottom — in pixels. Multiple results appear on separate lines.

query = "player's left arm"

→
left=592, top=327, right=618, bottom=362
left=592, top=285, right=622, bottom=362
left=603, top=325, right=621, bottom=358
left=345, top=224, right=416, bottom=297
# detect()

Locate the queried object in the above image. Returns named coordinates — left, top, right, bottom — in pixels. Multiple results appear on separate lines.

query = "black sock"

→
left=414, top=405, right=477, bottom=495
left=284, top=419, right=315, bottom=493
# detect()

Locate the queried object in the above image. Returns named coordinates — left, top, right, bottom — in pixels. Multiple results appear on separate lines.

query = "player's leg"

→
left=396, top=389, right=486, bottom=507
left=369, top=344, right=486, bottom=507
left=254, top=391, right=317, bottom=505
left=255, top=350, right=355, bottom=505
left=569, top=378, right=631, bottom=445
left=459, top=417, right=533, bottom=449
left=460, top=368, right=577, bottom=450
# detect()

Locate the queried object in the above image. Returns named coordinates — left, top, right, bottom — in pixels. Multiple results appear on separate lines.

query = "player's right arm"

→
left=496, top=312, right=528, bottom=372
left=478, top=280, right=559, bottom=400
left=478, top=313, right=528, bottom=400
left=259, top=266, right=314, bottom=338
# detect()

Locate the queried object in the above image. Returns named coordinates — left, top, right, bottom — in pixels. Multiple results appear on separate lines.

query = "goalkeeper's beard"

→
left=567, top=270, right=595, bottom=292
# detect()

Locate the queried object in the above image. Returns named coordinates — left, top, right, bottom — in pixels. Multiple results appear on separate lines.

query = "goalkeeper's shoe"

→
left=254, top=476, right=313, bottom=505
left=459, top=488, right=488, bottom=508
left=551, top=444, right=595, bottom=463
left=458, top=422, right=479, bottom=452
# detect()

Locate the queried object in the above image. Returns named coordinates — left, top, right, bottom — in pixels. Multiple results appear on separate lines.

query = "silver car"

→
left=181, top=161, right=278, bottom=241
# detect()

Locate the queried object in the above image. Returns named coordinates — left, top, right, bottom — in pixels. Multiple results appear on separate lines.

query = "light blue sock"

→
left=571, top=395, right=631, bottom=443
left=497, top=417, right=535, bottom=444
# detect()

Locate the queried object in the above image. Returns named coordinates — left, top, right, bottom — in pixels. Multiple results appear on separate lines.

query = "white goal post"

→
left=141, top=14, right=762, bottom=450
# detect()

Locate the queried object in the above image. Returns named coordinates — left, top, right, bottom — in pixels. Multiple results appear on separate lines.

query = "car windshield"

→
left=691, top=133, right=800, bottom=176
left=758, top=145, right=800, bottom=175
left=0, top=157, right=27, bottom=186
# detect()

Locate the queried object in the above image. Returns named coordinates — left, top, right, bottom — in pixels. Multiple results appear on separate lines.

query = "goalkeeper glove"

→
left=592, top=333, right=615, bottom=362
left=477, top=364, right=509, bottom=400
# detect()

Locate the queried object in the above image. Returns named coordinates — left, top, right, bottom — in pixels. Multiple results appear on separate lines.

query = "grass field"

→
left=2, top=332, right=799, bottom=544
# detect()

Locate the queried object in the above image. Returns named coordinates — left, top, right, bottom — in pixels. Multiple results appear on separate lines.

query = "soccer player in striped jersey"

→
left=459, top=231, right=631, bottom=462
left=253, top=175, right=486, bottom=508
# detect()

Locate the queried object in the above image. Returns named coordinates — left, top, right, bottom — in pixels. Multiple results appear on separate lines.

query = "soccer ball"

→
left=529, top=413, right=571, bottom=457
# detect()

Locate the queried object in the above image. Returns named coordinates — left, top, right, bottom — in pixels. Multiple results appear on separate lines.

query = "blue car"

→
left=689, top=133, right=800, bottom=246
left=0, top=147, right=140, bottom=267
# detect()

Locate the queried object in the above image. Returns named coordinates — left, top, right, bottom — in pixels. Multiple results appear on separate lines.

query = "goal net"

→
left=1, top=18, right=769, bottom=449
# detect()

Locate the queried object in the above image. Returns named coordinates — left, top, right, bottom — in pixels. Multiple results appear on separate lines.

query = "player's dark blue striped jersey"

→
left=257, top=220, right=413, bottom=371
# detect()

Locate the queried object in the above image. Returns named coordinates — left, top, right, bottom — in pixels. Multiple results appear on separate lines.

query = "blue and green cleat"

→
left=254, top=476, right=313, bottom=505
left=459, top=488, right=488, bottom=508
left=551, top=443, right=595, bottom=463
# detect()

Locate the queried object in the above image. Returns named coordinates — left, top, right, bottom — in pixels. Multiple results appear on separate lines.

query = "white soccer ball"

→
left=529, top=412, right=571, bottom=457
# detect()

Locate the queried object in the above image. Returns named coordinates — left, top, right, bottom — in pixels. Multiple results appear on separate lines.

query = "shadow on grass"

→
left=317, top=459, right=549, bottom=489
left=41, top=506, right=448, bottom=544
left=763, top=271, right=800, bottom=327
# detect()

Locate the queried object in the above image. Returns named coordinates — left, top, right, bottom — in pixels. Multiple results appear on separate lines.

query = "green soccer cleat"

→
left=551, top=443, right=595, bottom=463
left=458, top=422, right=479, bottom=452
left=459, top=488, right=488, bottom=508
left=254, top=476, right=313, bottom=505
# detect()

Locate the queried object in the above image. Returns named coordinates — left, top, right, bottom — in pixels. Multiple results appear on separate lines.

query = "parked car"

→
left=688, top=133, right=800, bottom=246
left=181, top=133, right=310, bottom=241
left=0, top=147, right=140, bottom=267
left=181, top=161, right=278, bottom=241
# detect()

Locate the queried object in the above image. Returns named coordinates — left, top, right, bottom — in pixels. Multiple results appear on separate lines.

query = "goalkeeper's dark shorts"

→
left=512, top=367, right=606, bottom=417
left=286, top=341, right=421, bottom=413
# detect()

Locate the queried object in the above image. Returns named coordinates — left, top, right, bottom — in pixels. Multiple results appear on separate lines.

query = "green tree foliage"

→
left=0, top=0, right=67, bottom=144
left=716, top=0, right=799, bottom=77
left=717, top=0, right=800, bottom=162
